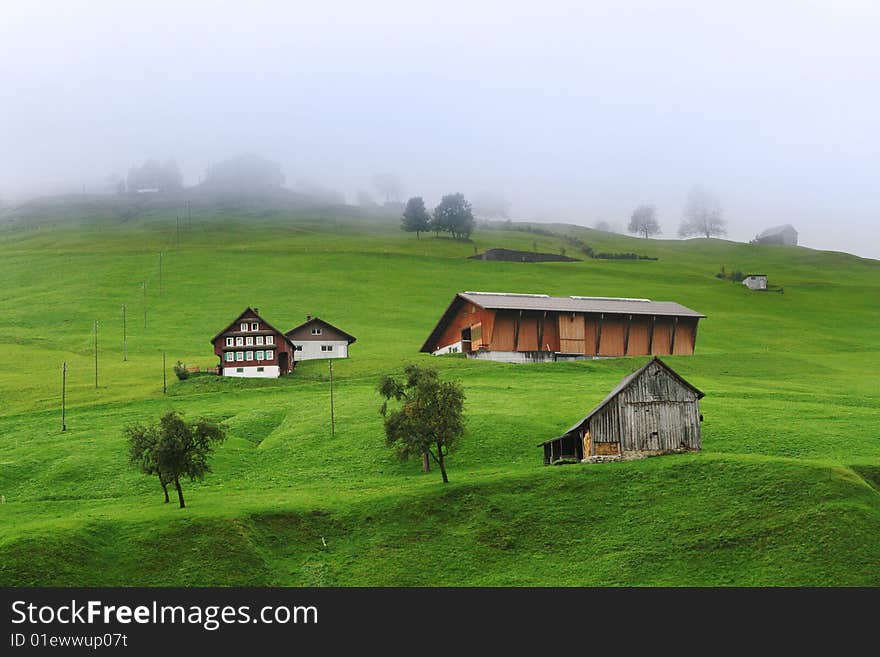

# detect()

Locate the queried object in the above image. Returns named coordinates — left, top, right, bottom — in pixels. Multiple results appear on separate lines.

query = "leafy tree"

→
left=401, top=196, right=431, bottom=238
left=432, top=193, right=475, bottom=239
left=125, top=411, right=225, bottom=508
left=126, top=422, right=172, bottom=504
left=472, top=192, right=511, bottom=220
left=378, top=365, right=466, bottom=484
left=126, top=158, right=183, bottom=192
left=679, top=185, right=726, bottom=238
left=628, top=204, right=661, bottom=239
left=593, top=220, right=612, bottom=232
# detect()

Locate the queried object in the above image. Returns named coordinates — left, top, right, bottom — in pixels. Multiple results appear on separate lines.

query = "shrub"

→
left=173, top=360, right=189, bottom=380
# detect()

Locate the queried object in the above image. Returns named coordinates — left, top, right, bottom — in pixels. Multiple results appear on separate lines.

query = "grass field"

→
left=1, top=207, right=878, bottom=586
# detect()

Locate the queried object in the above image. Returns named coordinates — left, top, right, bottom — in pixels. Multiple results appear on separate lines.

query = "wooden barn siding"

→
left=598, top=317, right=626, bottom=355
left=558, top=313, right=585, bottom=353
left=651, top=319, right=673, bottom=355
left=626, top=316, right=651, bottom=355
left=517, top=315, right=540, bottom=351
left=672, top=318, right=697, bottom=355
left=490, top=311, right=516, bottom=350
left=583, top=315, right=599, bottom=354
left=436, top=302, right=494, bottom=350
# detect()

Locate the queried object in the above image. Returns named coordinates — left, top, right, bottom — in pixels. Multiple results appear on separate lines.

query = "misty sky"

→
left=2, top=1, right=878, bottom=258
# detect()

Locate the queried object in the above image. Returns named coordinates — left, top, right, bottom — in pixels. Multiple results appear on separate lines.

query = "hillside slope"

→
left=1, top=209, right=878, bottom=585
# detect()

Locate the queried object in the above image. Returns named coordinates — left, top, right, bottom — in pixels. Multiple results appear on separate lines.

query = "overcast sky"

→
left=2, top=1, right=878, bottom=258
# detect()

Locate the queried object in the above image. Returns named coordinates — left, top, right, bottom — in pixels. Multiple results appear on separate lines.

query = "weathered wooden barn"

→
left=284, top=315, right=357, bottom=361
left=420, top=291, right=705, bottom=362
left=211, top=307, right=296, bottom=378
left=540, top=358, right=704, bottom=464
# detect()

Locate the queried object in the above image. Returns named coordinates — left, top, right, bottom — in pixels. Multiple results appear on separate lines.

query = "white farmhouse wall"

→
left=432, top=341, right=462, bottom=356
left=742, top=276, right=767, bottom=290
left=222, top=365, right=280, bottom=378
left=293, top=340, right=349, bottom=361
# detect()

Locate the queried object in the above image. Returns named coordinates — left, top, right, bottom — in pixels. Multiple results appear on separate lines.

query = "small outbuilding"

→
left=539, top=357, right=704, bottom=464
left=742, top=274, right=768, bottom=290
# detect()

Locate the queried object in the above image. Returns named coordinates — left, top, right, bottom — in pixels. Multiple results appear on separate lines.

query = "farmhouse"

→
left=284, top=315, right=356, bottom=361
left=420, top=291, right=705, bottom=362
left=754, top=224, right=798, bottom=246
left=211, top=307, right=296, bottom=378
left=742, top=274, right=768, bottom=290
left=540, top=357, right=704, bottom=464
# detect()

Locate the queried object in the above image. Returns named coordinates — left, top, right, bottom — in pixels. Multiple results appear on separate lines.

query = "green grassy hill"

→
left=1, top=208, right=878, bottom=586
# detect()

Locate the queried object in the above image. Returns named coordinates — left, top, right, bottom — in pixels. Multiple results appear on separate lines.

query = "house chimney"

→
left=306, top=314, right=312, bottom=321
left=254, top=307, right=259, bottom=314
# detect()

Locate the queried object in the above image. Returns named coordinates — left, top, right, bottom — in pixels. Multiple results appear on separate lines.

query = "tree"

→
left=628, top=204, right=661, bottom=239
left=126, top=422, right=172, bottom=503
left=371, top=172, right=402, bottom=204
left=432, top=193, right=475, bottom=239
left=679, top=185, right=726, bottom=238
left=401, top=197, right=431, bottom=238
left=593, top=220, right=612, bottom=232
left=472, top=192, right=511, bottom=220
left=125, top=411, right=225, bottom=508
left=202, top=154, right=284, bottom=191
left=126, top=158, right=183, bottom=192
left=378, top=365, right=466, bottom=484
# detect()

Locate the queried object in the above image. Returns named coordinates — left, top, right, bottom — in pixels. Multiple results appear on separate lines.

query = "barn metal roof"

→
left=756, top=224, right=796, bottom=238
left=458, top=291, right=705, bottom=318
left=538, top=357, right=705, bottom=445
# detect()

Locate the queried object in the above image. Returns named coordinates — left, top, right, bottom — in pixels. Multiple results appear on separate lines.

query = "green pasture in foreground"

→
left=0, top=208, right=878, bottom=585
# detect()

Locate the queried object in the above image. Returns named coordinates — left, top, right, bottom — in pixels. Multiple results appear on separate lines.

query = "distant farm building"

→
left=284, top=315, right=356, bottom=361
left=420, top=291, right=705, bottom=363
left=754, top=224, right=797, bottom=246
left=540, top=357, right=704, bottom=464
left=211, top=308, right=296, bottom=378
left=742, top=274, right=768, bottom=290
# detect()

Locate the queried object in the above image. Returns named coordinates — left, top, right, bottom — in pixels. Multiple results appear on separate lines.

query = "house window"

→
left=246, top=351, right=254, bottom=361
left=265, top=350, right=274, bottom=360
left=245, top=336, right=254, bottom=346
left=225, top=337, right=234, bottom=347
left=256, top=350, right=264, bottom=361
left=257, top=367, right=264, bottom=372
left=294, top=345, right=302, bottom=351
left=311, top=327, right=322, bottom=335
left=235, top=337, right=244, bottom=346
left=236, top=351, right=244, bottom=361
left=236, top=367, right=244, bottom=373
left=266, top=335, right=274, bottom=345
left=321, top=345, right=333, bottom=352
left=225, top=352, right=234, bottom=362
left=240, top=322, right=248, bottom=332
left=256, top=336, right=264, bottom=345
left=251, top=322, right=259, bottom=331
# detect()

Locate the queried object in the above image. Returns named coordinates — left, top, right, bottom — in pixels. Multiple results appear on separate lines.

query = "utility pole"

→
left=62, top=361, right=67, bottom=432
left=187, top=200, right=191, bottom=230
left=162, top=351, right=167, bottom=394
left=94, top=320, right=99, bottom=389
left=142, top=281, right=147, bottom=329
left=158, top=252, right=163, bottom=297
left=329, top=359, right=335, bottom=436
left=176, top=216, right=180, bottom=245
left=122, top=304, right=127, bottom=361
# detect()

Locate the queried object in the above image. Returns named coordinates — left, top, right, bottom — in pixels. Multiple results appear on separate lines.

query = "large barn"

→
left=420, top=291, right=705, bottom=362
left=211, top=307, right=296, bottom=378
left=754, top=224, right=798, bottom=246
left=540, top=357, right=704, bottom=464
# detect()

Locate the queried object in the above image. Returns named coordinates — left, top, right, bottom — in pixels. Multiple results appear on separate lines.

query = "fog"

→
left=2, top=1, right=878, bottom=258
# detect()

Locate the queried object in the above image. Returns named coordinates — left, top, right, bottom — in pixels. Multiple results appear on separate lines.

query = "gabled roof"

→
left=420, top=292, right=705, bottom=353
left=210, top=307, right=295, bottom=348
left=284, top=316, right=357, bottom=344
left=756, top=224, right=797, bottom=238
left=538, top=357, right=704, bottom=445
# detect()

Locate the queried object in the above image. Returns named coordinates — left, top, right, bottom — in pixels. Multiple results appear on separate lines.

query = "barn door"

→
left=558, top=314, right=585, bottom=353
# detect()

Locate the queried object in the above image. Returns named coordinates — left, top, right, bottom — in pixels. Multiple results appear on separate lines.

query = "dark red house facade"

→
left=211, top=307, right=296, bottom=378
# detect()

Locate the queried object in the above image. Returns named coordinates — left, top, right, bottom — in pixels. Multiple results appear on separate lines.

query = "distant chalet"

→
left=469, top=248, right=580, bottom=263
left=754, top=224, right=797, bottom=246
left=420, top=292, right=705, bottom=363
left=540, top=357, right=704, bottom=464
left=212, top=308, right=296, bottom=378
left=284, top=315, right=357, bottom=361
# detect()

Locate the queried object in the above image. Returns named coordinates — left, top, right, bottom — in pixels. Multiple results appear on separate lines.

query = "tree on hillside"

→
left=202, top=154, right=284, bottom=192
left=126, top=158, right=183, bottom=192
left=628, top=204, right=661, bottom=239
left=126, top=422, right=171, bottom=503
left=401, top=196, right=431, bottom=238
left=378, top=365, right=466, bottom=484
left=593, top=220, right=612, bottom=232
left=679, top=185, right=726, bottom=238
left=472, top=192, right=511, bottom=220
left=371, top=172, right=402, bottom=204
left=125, top=411, right=225, bottom=508
left=432, top=193, right=476, bottom=239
